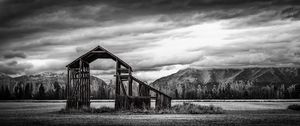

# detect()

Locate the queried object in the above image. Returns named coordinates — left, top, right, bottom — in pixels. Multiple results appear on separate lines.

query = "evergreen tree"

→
left=0, top=86, right=4, bottom=99
left=46, top=89, right=55, bottom=99
left=38, top=83, right=45, bottom=100
left=174, top=89, right=179, bottom=99
left=61, top=88, right=65, bottom=99
left=244, top=90, right=249, bottom=99
left=99, top=86, right=104, bottom=99
left=212, top=85, right=218, bottom=98
left=181, top=83, right=185, bottom=99
left=53, top=81, right=61, bottom=99
left=24, top=83, right=32, bottom=99
left=4, top=86, right=10, bottom=99
left=14, top=82, right=24, bottom=99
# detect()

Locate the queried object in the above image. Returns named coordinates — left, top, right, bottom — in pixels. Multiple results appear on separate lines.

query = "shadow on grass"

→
left=59, top=102, right=224, bottom=114
left=287, top=104, right=300, bottom=111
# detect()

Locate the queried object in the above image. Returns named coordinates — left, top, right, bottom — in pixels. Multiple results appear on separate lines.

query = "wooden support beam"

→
left=128, top=69, right=132, bottom=96
left=117, top=68, right=130, bottom=73
left=79, top=59, right=82, bottom=109
left=91, top=51, right=106, bottom=53
left=119, top=79, right=127, bottom=96
left=115, top=61, right=121, bottom=96
left=138, top=83, right=141, bottom=96
left=87, top=65, right=90, bottom=106
left=114, top=74, right=130, bottom=80
left=132, top=76, right=171, bottom=99
left=66, top=67, right=69, bottom=102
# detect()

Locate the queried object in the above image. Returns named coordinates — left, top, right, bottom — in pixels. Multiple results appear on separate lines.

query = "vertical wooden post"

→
left=83, top=63, right=85, bottom=106
left=155, top=93, right=161, bottom=110
left=128, top=68, right=132, bottom=96
left=115, top=61, right=121, bottom=110
left=115, top=61, right=120, bottom=96
left=86, top=66, right=88, bottom=105
left=138, top=83, right=142, bottom=96
left=85, top=66, right=87, bottom=106
left=79, top=59, right=82, bottom=109
left=88, top=65, right=90, bottom=106
left=67, top=67, right=69, bottom=99
left=66, top=67, right=69, bottom=108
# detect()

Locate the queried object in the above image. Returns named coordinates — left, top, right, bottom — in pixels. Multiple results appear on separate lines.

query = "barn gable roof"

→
left=66, top=45, right=132, bottom=69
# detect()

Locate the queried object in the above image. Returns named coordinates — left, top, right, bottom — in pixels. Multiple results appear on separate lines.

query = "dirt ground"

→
left=0, top=101, right=300, bottom=126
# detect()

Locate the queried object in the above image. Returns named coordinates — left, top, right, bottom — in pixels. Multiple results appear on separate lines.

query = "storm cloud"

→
left=2, top=51, right=26, bottom=59
left=0, top=0, right=300, bottom=82
left=0, top=60, right=32, bottom=75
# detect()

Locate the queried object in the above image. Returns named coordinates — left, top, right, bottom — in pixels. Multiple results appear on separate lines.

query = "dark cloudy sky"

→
left=0, top=0, right=300, bottom=82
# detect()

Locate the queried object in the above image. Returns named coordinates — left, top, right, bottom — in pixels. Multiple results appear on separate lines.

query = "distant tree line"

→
left=90, top=84, right=110, bottom=99
left=173, top=81, right=300, bottom=99
left=90, top=80, right=112, bottom=99
left=0, top=81, right=65, bottom=100
left=1, top=80, right=299, bottom=100
left=0, top=81, right=111, bottom=100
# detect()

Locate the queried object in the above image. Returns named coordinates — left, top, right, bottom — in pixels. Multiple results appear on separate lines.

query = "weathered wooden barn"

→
left=66, top=46, right=171, bottom=110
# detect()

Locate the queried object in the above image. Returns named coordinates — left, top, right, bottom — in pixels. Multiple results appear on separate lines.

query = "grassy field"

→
left=0, top=100, right=300, bottom=126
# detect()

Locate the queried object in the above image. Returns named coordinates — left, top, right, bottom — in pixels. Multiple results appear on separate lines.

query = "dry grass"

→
left=59, top=106, right=115, bottom=114
left=170, top=102, right=224, bottom=114
left=128, top=102, right=224, bottom=114
left=59, top=102, right=224, bottom=114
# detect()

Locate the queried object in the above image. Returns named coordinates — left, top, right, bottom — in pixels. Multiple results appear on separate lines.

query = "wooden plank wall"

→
left=66, top=59, right=90, bottom=109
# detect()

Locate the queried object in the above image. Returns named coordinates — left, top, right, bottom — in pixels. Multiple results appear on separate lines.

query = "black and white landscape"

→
left=0, top=0, right=300, bottom=126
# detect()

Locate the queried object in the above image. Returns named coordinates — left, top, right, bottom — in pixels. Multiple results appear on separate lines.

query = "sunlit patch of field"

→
left=0, top=100, right=300, bottom=126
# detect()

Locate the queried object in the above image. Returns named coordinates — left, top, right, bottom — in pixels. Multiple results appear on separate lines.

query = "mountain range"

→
left=151, top=67, right=300, bottom=99
left=0, top=67, right=299, bottom=99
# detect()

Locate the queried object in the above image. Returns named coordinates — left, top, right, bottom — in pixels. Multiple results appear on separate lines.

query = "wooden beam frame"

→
left=115, top=61, right=121, bottom=96
left=66, top=45, right=171, bottom=110
left=128, top=68, right=132, bottom=96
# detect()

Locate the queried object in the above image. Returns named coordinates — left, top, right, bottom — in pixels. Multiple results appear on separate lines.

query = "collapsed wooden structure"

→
left=66, top=46, right=171, bottom=110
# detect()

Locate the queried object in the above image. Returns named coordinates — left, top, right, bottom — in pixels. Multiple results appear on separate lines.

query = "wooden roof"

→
left=66, top=45, right=132, bottom=69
